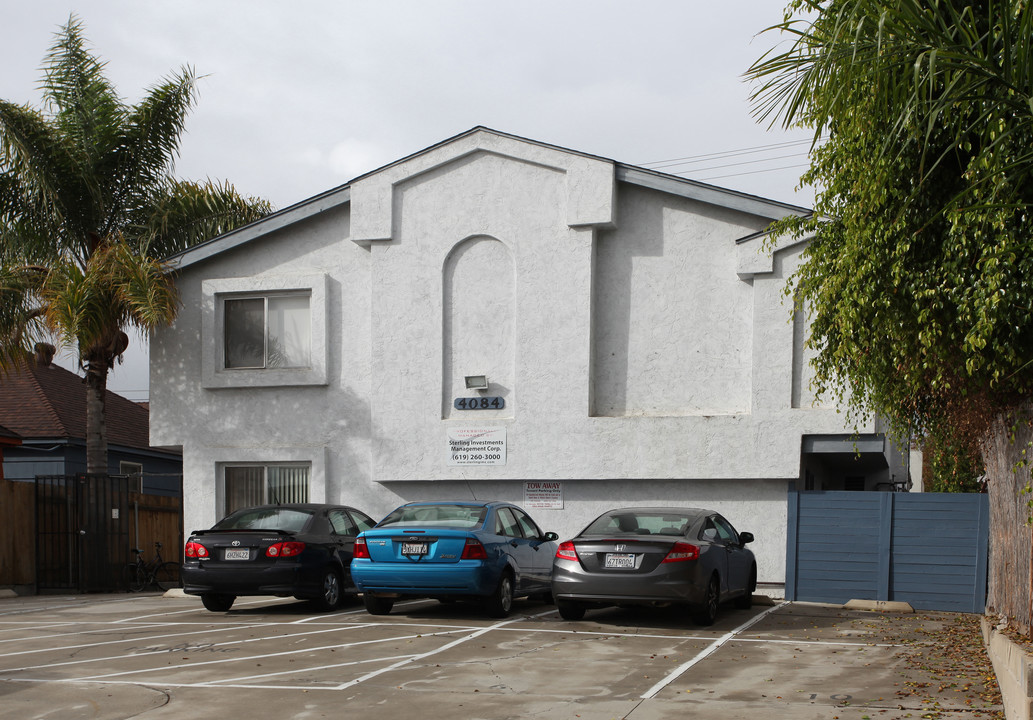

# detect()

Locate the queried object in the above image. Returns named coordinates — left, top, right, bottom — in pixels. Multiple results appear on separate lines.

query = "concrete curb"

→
left=162, top=588, right=189, bottom=599
left=0, top=589, right=18, bottom=599
left=844, top=599, right=915, bottom=613
left=982, top=616, right=1033, bottom=720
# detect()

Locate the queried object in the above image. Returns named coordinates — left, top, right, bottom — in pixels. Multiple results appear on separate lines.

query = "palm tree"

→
left=0, top=16, right=271, bottom=474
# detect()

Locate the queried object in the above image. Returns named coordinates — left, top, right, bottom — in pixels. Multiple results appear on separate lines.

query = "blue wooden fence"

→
left=786, top=491, right=989, bottom=613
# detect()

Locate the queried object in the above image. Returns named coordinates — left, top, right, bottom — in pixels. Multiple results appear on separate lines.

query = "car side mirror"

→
left=542, top=532, right=559, bottom=542
left=739, top=531, right=754, bottom=545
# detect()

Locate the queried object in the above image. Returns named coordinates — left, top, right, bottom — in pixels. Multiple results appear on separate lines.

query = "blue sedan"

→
left=351, top=501, right=559, bottom=617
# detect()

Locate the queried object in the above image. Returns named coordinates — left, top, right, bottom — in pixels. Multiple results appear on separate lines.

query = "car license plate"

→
left=604, top=553, right=635, bottom=568
left=401, top=542, right=428, bottom=556
left=224, top=549, right=250, bottom=560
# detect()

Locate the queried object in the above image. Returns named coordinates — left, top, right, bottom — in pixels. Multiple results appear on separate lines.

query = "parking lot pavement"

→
left=0, top=593, right=1004, bottom=720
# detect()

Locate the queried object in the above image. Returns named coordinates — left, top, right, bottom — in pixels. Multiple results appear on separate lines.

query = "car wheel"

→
left=734, top=567, right=756, bottom=610
left=311, top=568, right=343, bottom=612
left=201, top=593, right=235, bottom=612
left=363, top=593, right=394, bottom=615
left=556, top=600, right=586, bottom=621
left=484, top=571, right=514, bottom=618
left=692, top=574, right=720, bottom=626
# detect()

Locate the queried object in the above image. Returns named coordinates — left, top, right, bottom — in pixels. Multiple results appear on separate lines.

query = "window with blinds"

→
left=224, top=464, right=310, bottom=514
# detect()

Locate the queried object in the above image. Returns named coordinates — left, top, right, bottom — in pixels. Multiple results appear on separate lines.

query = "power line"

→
left=639, top=138, right=814, bottom=169
left=666, top=151, right=809, bottom=175
left=697, top=163, right=813, bottom=182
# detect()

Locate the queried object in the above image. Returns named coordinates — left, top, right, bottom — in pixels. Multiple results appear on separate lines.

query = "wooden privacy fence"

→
left=126, top=491, right=182, bottom=563
left=0, top=476, right=35, bottom=586
left=786, top=490, right=990, bottom=613
left=0, top=475, right=181, bottom=592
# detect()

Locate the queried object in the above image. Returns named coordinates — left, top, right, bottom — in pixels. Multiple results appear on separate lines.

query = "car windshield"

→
left=378, top=504, right=487, bottom=529
left=214, top=508, right=313, bottom=532
left=583, top=511, right=693, bottom=537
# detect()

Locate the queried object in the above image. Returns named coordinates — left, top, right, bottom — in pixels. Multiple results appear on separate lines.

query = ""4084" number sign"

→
left=454, top=397, right=505, bottom=410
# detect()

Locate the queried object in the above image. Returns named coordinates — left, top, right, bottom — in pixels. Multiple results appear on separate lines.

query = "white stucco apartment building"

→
left=150, top=128, right=908, bottom=594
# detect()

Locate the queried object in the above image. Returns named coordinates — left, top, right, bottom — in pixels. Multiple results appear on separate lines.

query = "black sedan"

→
left=181, top=503, right=376, bottom=612
left=551, top=507, right=756, bottom=624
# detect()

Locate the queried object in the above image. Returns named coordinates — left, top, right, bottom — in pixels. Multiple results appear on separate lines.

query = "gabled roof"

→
left=168, top=126, right=812, bottom=271
left=0, top=359, right=151, bottom=450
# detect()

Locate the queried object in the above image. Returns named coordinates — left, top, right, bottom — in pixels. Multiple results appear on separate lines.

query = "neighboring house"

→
left=0, top=425, right=21, bottom=479
left=150, top=127, right=908, bottom=594
left=0, top=345, right=182, bottom=495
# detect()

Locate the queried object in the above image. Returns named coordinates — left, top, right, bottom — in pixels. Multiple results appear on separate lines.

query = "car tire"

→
left=556, top=600, right=586, bottom=621
left=311, top=568, right=344, bottom=612
left=734, top=567, right=756, bottom=610
left=363, top=593, right=394, bottom=615
left=201, top=593, right=235, bottom=612
left=484, top=571, right=514, bottom=618
left=692, top=574, right=720, bottom=626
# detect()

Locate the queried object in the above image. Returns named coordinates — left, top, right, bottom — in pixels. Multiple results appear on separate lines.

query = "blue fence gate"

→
left=786, top=491, right=989, bottom=613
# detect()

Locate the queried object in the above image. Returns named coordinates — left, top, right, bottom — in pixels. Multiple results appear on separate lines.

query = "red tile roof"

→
left=0, top=359, right=151, bottom=449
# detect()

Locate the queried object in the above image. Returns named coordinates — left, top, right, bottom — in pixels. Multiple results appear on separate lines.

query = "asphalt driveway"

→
left=0, top=592, right=1003, bottom=719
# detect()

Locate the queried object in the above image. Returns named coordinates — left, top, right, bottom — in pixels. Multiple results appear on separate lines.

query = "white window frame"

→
left=202, top=274, right=328, bottom=389
left=119, top=461, right=143, bottom=493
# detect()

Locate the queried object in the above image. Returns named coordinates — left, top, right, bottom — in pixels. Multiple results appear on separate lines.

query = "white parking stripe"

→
left=639, top=601, right=787, bottom=699
left=289, top=598, right=438, bottom=623
left=0, top=623, right=261, bottom=657
left=332, top=609, right=557, bottom=691
left=55, top=630, right=469, bottom=681
left=110, top=596, right=298, bottom=623
left=2, top=624, right=387, bottom=675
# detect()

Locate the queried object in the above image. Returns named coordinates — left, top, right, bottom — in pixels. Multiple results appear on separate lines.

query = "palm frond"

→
left=41, top=15, right=125, bottom=167
left=134, top=178, right=272, bottom=257
left=105, top=68, right=198, bottom=236
left=0, top=100, right=74, bottom=249
left=0, top=263, right=52, bottom=370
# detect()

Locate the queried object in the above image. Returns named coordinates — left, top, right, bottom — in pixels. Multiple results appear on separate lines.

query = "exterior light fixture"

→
left=464, top=375, right=489, bottom=391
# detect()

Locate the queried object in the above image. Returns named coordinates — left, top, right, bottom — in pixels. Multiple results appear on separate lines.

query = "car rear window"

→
left=583, top=512, right=693, bottom=537
left=214, top=508, right=313, bottom=532
left=378, top=505, right=487, bottom=529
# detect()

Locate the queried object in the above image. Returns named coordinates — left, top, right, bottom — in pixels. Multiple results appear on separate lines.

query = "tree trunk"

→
left=981, top=402, right=1033, bottom=636
left=84, top=358, right=109, bottom=476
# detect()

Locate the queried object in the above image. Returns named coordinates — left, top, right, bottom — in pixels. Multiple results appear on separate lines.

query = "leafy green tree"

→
left=0, top=17, right=271, bottom=474
left=748, top=0, right=1033, bottom=630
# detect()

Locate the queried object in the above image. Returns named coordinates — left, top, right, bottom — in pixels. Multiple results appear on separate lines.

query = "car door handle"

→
left=509, top=540, right=519, bottom=547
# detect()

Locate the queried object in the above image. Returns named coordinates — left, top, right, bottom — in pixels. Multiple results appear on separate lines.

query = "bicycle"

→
left=124, top=542, right=181, bottom=592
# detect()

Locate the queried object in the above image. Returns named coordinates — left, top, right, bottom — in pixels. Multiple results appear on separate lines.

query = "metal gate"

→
left=785, top=490, right=989, bottom=612
left=35, top=474, right=130, bottom=592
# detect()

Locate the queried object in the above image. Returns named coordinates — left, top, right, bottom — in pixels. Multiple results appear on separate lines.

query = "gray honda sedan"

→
left=551, top=507, right=756, bottom=624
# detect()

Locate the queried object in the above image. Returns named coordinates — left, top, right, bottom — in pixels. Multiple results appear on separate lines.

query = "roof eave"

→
left=167, top=186, right=352, bottom=271
left=616, top=165, right=812, bottom=221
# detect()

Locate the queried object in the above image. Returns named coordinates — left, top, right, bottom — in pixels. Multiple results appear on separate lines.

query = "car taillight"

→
left=266, top=541, right=305, bottom=558
left=353, top=537, right=370, bottom=559
left=184, top=541, right=208, bottom=558
left=555, top=541, right=579, bottom=562
left=461, top=538, right=488, bottom=560
left=661, top=542, right=700, bottom=563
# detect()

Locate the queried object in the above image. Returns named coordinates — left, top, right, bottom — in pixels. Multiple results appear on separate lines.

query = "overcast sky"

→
left=1, top=1, right=815, bottom=401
